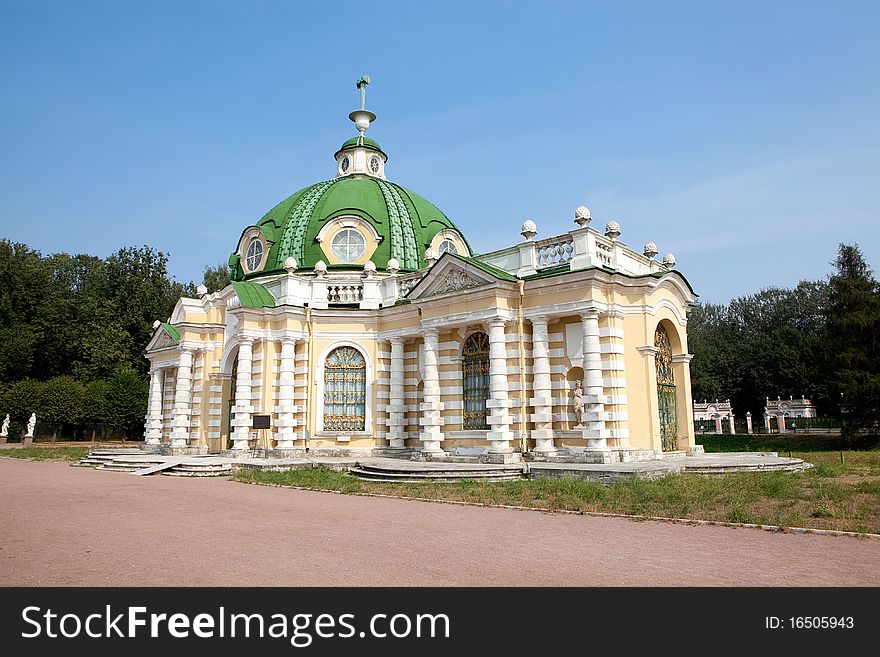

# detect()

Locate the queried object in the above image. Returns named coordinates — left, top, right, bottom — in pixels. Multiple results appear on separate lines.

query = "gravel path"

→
left=1, top=458, right=878, bottom=586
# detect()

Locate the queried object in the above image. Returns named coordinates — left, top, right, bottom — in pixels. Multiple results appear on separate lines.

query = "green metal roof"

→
left=160, top=322, right=180, bottom=341
left=233, top=176, right=471, bottom=280
left=232, top=281, right=276, bottom=308
left=337, top=136, right=385, bottom=156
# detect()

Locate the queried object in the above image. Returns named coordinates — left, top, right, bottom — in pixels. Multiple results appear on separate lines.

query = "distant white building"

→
left=693, top=399, right=733, bottom=422
left=765, top=397, right=816, bottom=419
left=693, top=399, right=736, bottom=434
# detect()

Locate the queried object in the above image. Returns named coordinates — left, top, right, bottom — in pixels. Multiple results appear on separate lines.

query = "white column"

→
left=764, top=414, right=771, bottom=432
left=486, top=319, right=513, bottom=453
left=388, top=337, right=407, bottom=448
left=275, top=336, right=298, bottom=449
left=145, top=367, right=164, bottom=445
left=728, top=414, right=735, bottom=435
left=529, top=317, right=555, bottom=453
left=580, top=310, right=607, bottom=450
left=777, top=414, right=787, bottom=433
left=231, top=338, right=254, bottom=450
left=715, top=415, right=723, bottom=434
left=604, top=310, right=629, bottom=448
left=418, top=329, right=444, bottom=453
left=746, top=412, right=753, bottom=434
left=170, top=349, right=194, bottom=448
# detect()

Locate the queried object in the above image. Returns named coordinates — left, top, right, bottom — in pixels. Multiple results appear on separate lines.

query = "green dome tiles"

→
left=276, top=178, right=340, bottom=265
left=238, top=175, right=469, bottom=279
left=375, top=179, right=419, bottom=269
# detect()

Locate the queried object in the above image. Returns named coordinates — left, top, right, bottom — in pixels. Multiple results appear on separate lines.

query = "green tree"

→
left=103, top=366, right=149, bottom=438
left=96, top=246, right=194, bottom=376
left=202, top=262, right=232, bottom=293
left=82, top=379, right=109, bottom=441
left=827, top=243, right=880, bottom=433
left=0, top=241, right=50, bottom=380
left=1, top=379, right=43, bottom=438
left=39, top=376, right=85, bottom=441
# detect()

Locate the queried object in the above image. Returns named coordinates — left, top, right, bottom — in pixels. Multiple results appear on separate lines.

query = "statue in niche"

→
left=572, top=382, right=584, bottom=427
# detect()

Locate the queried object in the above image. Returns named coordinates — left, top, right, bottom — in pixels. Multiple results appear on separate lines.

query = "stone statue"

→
left=572, top=382, right=584, bottom=427
left=0, top=414, right=9, bottom=437
left=25, top=412, right=36, bottom=438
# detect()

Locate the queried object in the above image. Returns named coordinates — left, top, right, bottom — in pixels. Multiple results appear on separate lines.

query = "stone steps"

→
left=99, top=458, right=166, bottom=472
left=76, top=449, right=151, bottom=468
left=348, top=462, right=523, bottom=483
left=164, top=463, right=233, bottom=477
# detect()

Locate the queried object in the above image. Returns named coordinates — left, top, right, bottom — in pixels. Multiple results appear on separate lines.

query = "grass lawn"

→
left=0, top=446, right=91, bottom=462
left=234, top=450, right=880, bottom=535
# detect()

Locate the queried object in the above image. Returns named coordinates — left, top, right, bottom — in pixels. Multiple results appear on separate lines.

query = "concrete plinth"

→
left=480, top=452, right=523, bottom=464
left=161, top=445, right=209, bottom=456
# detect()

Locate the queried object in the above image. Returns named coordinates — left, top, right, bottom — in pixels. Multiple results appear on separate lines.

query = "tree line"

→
left=0, top=239, right=230, bottom=439
left=688, top=244, right=880, bottom=433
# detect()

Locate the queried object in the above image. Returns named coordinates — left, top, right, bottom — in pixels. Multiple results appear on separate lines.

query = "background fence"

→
left=694, top=416, right=842, bottom=435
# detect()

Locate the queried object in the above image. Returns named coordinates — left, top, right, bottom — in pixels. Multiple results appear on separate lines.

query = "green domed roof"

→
left=336, top=136, right=386, bottom=157
left=232, top=175, right=470, bottom=279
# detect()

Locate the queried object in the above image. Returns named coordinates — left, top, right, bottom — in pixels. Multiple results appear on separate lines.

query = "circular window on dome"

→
left=245, top=238, right=264, bottom=272
left=438, top=239, right=458, bottom=256
left=369, top=156, right=380, bottom=174
left=331, top=228, right=366, bottom=263
left=340, top=156, right=350, bottom=173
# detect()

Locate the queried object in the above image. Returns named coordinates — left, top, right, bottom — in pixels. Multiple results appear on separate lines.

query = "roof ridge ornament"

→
left=349, top=75, right=376, bottom=138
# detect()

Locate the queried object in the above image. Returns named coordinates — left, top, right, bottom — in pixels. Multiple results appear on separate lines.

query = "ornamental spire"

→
left=349, top=75, right=376, bottom=137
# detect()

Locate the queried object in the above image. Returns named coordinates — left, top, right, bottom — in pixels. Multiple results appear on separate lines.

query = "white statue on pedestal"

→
left=572, top=382, right=584, bottom=427
left=25, top=412, right=36, bottom=438
left=0, top=414, right=9, bottom=437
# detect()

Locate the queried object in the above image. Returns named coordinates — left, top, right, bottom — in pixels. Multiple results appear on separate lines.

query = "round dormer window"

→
left=245, top=238, right=264, bottom=272
left=370, top=156, right=380, bottom=174
left=341, top=156, right=350, bottom=173
left=331, top=228, right=366, bottom=262
left=438, top=239, right=458, bottom=255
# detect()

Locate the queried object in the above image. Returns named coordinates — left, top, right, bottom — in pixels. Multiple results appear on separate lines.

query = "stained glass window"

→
left=654, top=325, right=678, bottom=451
left=323, top=346, right=366, bottom=431
left=462, top=332, right=490, bottom=429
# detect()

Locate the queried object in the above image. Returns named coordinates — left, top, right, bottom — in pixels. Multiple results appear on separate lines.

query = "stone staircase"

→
left=348, top=461, right=524, bottom=483
left=74, top=449, right=144, bottom=468
left=164, top=461, right=233, bottom=477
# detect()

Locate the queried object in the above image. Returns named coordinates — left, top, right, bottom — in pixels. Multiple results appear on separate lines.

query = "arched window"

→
left=323, top=346, right=366, bottom=431
left=654, top=324, right=677, bottom=451
left=462, top=332, right=490, bottom=429
left=438, top=239, right=458, bottom=256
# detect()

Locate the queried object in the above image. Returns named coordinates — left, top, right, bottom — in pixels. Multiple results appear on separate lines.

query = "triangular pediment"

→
left=146, top=323, right=181, bottom=353
left=407, top=255, right=506, bottom=300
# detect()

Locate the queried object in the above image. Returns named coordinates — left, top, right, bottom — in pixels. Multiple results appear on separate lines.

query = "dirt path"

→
left=1, top=458, right=878, bottom=586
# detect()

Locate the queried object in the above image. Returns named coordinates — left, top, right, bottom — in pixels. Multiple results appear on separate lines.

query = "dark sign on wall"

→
left=252, top=415, right=271, bottom=429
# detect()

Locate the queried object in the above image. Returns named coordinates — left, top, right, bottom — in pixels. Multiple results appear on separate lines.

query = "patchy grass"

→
left=0, top=446, right=91, bottom=462
left=233, top=452, right=880, bottom=535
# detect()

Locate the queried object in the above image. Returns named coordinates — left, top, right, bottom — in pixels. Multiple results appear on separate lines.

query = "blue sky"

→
left=1, top=0, right=878, bottom=303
